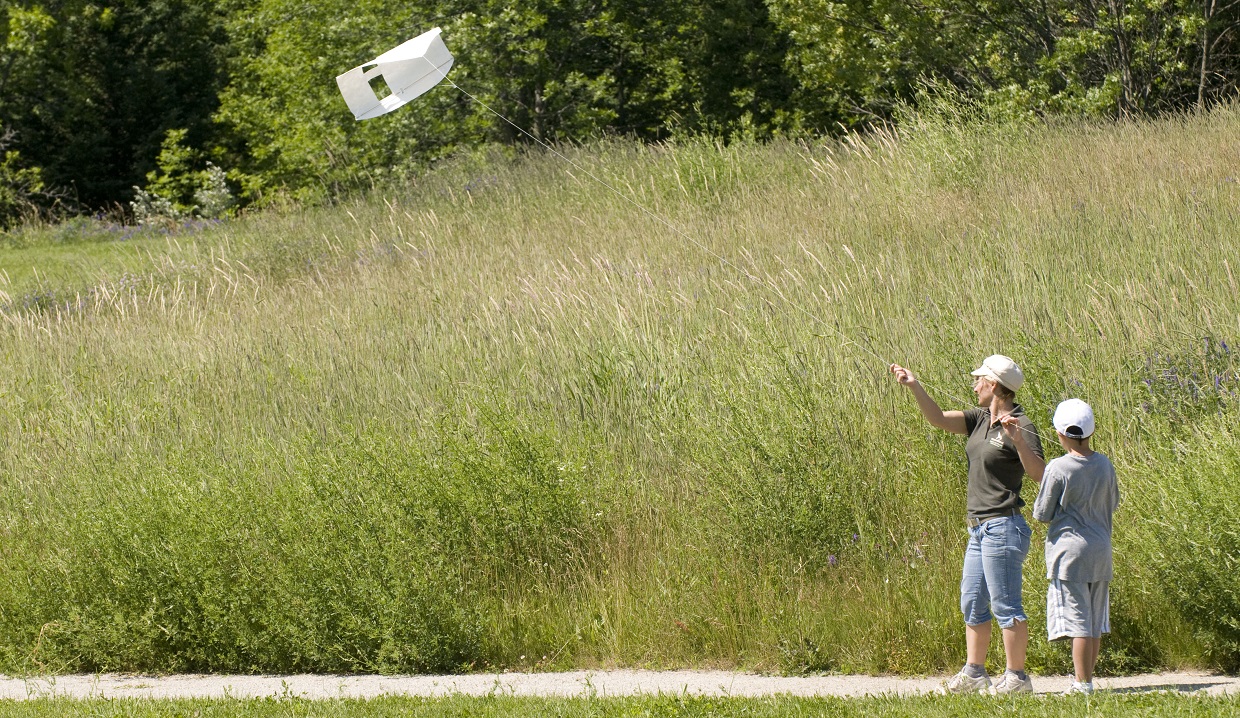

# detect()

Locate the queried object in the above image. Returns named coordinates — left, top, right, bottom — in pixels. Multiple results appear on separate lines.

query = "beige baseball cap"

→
left=970, top=354, right=1024, bottom=392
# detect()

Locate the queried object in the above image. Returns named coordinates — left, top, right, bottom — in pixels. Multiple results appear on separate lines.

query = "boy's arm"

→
left=1032, top=464, right=1063, bottom=523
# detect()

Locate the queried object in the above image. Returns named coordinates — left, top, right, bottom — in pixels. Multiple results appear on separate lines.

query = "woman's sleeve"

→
left=961, top=408, right=982, bottom=435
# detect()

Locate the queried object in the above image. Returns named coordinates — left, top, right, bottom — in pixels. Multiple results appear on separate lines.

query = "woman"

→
left=889, top=355, right=1045, bottom=694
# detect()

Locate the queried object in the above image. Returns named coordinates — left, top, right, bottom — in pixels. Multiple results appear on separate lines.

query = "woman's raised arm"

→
left=890, top=364, right=968, bottom=435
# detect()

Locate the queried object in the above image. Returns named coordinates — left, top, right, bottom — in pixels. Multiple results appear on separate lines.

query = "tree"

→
left=769, top=0, right=1240, bottom=125
left=214, top=0, right=480, bottom=200
left=0, top=124, right=50, bottom=227
left=214, top=0, right=801, bottom=198
left=0, top=0, right=228, bottom=209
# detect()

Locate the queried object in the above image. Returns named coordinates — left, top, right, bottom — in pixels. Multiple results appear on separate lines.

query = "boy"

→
left=1030, top=399, right=1119, bottom=695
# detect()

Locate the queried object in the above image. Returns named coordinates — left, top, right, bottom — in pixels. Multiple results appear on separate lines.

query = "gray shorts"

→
left=1047, top=578, right=1110, bottom=640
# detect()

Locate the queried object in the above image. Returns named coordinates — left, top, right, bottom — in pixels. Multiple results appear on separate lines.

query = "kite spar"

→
left=335, top=27, right=454, bottom=121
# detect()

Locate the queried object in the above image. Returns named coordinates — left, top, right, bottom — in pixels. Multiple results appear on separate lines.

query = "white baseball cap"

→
left=1053, top=398, right=1095, bottom=439
left=970, top=354, right=1024, bottom=392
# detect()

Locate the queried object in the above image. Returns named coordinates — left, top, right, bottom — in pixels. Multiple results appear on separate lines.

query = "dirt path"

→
left=1, top=671, right=1237, bottom=700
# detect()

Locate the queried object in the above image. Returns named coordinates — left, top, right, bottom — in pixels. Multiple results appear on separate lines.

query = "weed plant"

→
left=0, top=104, right=1238, bottom=674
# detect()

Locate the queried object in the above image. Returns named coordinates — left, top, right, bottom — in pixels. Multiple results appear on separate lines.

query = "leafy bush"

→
left=131, top=130, right=236, bottom=225
left=2, top=416, right=602, bottom=673
left=0, top=127, right=53, bottom=229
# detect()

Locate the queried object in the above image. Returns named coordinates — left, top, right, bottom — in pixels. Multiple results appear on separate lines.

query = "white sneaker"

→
left=1063, top=681, right=1094, bottom=696
left=939, top=670, right=992, bottom=694
left=990, top=670, right=1033, bottom=694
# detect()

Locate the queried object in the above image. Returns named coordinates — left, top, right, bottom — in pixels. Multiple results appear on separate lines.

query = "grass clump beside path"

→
left=2, top=694, right=1239, bottom=718
left=0, top=104, right=1238, bottom=675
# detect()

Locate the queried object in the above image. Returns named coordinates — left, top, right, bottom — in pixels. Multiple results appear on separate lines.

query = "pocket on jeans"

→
left=1013, top=520, right=1032, bottom=553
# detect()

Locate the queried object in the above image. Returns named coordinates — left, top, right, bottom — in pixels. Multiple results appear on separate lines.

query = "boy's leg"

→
left=1072, top=636, right=1101, bottom=683
left=1072, top=637, right=1092, bottom=683
left=1087, top=581, right=1109, bottom=682
left=1053, top=579, right=1106, bottom=685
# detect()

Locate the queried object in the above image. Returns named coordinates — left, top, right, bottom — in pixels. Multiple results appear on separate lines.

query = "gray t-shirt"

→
left=963, top=405, right=1043, bottom=519
left=1032, top=452, right=1119, bottom=582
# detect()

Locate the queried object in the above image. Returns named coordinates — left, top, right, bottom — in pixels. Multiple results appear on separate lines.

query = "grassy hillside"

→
left=0, top=105, right=1237, bottom=675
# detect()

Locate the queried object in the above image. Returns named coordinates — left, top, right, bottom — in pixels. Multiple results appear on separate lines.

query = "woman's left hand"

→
left=1000, top=414, right=1045, bottom=482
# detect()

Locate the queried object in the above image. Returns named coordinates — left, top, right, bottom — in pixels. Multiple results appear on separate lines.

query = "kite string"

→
left=439, top=74, right=1051, bottom=447
left=440, top=77, right=888, bottom=362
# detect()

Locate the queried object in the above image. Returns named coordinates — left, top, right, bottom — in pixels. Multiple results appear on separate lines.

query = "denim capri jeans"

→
left=960, top=514, right=1031, bottom=628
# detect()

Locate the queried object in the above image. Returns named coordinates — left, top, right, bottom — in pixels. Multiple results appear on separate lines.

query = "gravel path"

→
left=2, top=671, right=1237, bottom=700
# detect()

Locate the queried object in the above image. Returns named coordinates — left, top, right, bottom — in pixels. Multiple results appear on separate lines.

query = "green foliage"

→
left=767, top=0, right=989, bottom=130
left=212, top=0, right=796, bottom=200
left=0, top=144, right=46, bottom=228
left=141, top=128, right=202, bottom=215
left=769, top=0, right=1240, bottom=128
left=131, top=129, right=236, bottom=223
left=1137, top=419, right=1240, bottom=671
left=213, top=0, right=465, bottom=202
left=4, top=0, right=1239, bottom=209
left=0, top=0, right=228, bottom=206
left=1029, top=0, right=1203, bottom=115
left=0, top=417, right=600, bottom=673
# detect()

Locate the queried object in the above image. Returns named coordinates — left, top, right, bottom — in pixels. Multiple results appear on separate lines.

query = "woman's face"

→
left=973, top=376, right=996, bottom=405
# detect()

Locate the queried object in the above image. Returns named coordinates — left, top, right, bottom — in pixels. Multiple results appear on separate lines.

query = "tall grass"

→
left=0, top=105, right=1237, bottom=674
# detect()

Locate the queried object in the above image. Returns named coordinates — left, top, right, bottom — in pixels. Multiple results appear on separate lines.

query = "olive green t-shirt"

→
left=962, top=405, right=1043, bottom=519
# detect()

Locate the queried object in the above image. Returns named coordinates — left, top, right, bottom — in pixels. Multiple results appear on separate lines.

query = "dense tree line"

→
left=1, top=0, right=1237, bottom=225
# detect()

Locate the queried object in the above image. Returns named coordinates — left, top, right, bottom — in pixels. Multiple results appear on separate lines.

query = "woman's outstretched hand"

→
left=890, top=363, right=966, bottom=434
left=890, top=364, right=918, bottom=387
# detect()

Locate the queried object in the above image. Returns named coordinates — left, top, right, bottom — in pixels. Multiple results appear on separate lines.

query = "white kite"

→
left=336, top=27, right=455, bottom=121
